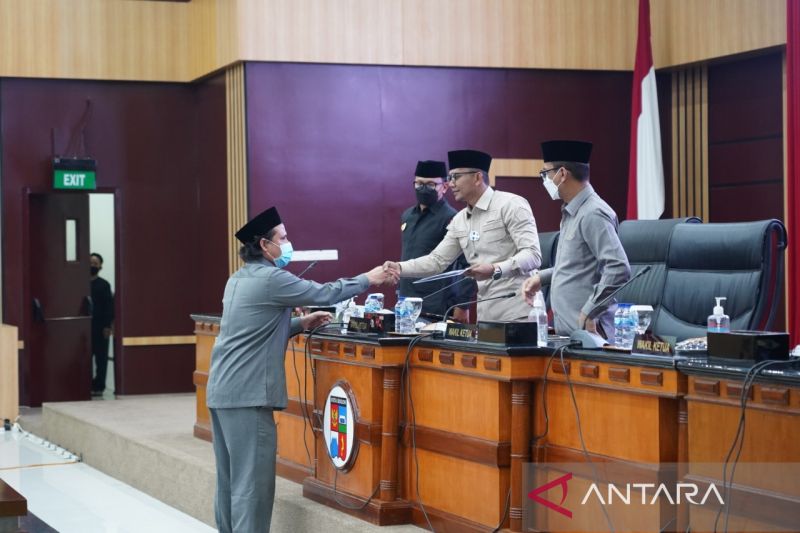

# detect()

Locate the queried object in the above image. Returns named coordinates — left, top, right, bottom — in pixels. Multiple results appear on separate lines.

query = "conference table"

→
left=191, top=314, right=800, bottom=532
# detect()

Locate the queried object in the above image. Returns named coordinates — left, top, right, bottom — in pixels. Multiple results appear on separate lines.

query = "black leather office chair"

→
left=616, top=217, right=701, bottom=314
left=652, top=219, right=787, bottom=341
left=538, top=231, right=559, bottom=305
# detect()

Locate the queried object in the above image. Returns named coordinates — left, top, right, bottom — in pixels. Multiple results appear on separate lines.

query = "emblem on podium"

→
left=323, top=383, right=358, bottom=470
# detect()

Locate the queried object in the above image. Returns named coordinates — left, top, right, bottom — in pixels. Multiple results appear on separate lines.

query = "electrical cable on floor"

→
left=1, top=419, right=81, bottom=467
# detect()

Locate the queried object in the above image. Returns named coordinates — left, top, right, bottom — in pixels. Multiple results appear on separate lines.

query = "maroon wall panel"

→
left=707, top=51, right=785, bottom=329
left=245, top=62, right=632, bottom=289
left=1, top=77, right=227, bottom=402
left=708, top=53, right=783, bottom=217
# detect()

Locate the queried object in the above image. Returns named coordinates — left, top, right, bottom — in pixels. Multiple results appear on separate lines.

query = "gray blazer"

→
left=206, top=258, right=369, bottom=409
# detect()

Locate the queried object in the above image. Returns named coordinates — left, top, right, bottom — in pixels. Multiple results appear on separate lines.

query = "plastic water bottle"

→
left=614, top=304, right=627, bottom=348
left=613, top=303, right=636, bottom=349
left=394, top=297, right=409, bottom=333
left=530, top=291, right=548, bottom=347
left=621, top=305, right=636, bottom=349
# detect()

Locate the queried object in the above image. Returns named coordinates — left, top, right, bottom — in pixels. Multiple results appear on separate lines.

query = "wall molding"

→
left=121, top=336, right=196, bottom=347
left=226, top=64, right=248, bottom=275
left=671, top=65, right=709, bottom=220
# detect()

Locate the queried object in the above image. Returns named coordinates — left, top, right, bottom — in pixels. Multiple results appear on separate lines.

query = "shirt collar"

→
left=471, top=187, right=494, bottom=212
left=564, top=184, right=594, bottom=216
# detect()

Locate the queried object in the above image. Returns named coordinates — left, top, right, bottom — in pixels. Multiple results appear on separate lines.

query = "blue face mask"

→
left=268, top=241, right=293, bottom=268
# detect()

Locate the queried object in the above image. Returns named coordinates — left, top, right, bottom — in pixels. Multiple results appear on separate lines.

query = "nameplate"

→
left=348, top=317, right=371, bottom=334
left=348, top=313, right=395, bottom=335
left=445, top=323, right=476, bottom=341
left=632, top=333, right=676, bottom=356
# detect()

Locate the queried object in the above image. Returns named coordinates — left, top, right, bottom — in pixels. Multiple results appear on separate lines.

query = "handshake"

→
left=364, top=262, right=400, bottom=286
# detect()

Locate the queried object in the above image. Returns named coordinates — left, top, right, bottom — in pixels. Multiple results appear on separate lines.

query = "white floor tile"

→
left=0, top=430, right=214, bottom=533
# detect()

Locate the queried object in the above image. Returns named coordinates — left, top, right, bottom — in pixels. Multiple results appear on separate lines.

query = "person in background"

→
left=206, top=206, right=397, bottom=533
left=90, top=252, right=114, bottom=396
left=398, top=159, right=475, bottom=321
left=522, top=140, right=630, bottom=336
left=384, top=149, right=541, bottom=322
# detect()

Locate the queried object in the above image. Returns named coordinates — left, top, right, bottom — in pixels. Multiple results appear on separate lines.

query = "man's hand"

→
left=465, top=263, right=494, bottom=281
left=522, top=274, right=542, bottom=305
left=382, top=261, right=401, bottom=276
left=578, top=312, right=597, bottom=333
left=366, top=265, right=398, bottom=286
left=102, top=327, right=113, bottom=339
left=301, top=311, right=332, bottom=331
left=451, top=307, right=470, bottom=323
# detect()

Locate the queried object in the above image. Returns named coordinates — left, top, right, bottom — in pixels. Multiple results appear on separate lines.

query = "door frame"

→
left=21, top=186, right=123, bottom=403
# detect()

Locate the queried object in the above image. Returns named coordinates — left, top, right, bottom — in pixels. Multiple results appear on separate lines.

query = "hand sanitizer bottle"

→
left=707, top=297, right=730, bottom=333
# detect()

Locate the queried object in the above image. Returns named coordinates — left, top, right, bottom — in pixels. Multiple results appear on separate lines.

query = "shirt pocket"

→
left=481, top=217, right=507, bottom=243
left=451, top=229, right=469, bottom=249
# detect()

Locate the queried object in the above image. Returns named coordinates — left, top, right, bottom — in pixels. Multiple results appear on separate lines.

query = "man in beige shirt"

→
left=384, top=149, right=541, bottom=322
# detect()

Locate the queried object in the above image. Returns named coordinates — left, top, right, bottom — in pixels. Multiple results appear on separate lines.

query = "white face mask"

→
left=543, top=174, right=561, bottom=200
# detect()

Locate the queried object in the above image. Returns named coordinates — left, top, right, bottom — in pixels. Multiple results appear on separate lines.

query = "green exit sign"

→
left=52, top=157, right=97, bottom=190
left=54, top=169, right=96, bottom=190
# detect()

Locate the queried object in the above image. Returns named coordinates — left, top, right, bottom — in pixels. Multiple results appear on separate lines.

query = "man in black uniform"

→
left=398, top=160, right=475, bottom=322
left=90, top=253, right=114, bottom=396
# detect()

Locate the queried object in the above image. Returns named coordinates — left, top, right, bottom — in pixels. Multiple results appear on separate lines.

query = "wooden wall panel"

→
left=0, top=0, right=789, bottom=81
left=707, top=53, right=784, bottom=221
left=401, top=0, right=635, bottom=71
left=0, top=77, right=228, bottom=401
left=226, top=64, right=248, bottom=275
left=233, top=0, right=403, bottom=66
left=0, top=0, right=202, bottom=81
left=244, top=62, right=631, bottom=290
left=671, top=66, right=709, bottom=221
left=650, top=0, right=786, bottom=69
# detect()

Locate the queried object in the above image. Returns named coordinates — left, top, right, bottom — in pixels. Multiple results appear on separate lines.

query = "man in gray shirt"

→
left=522, top=140, right=630, bottom=337
left=206, top=206, right=395, bottom=533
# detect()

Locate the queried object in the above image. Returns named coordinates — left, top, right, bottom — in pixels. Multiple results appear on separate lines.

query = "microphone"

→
left=417, top=276, right=472, bottom=300
left=569, top=265, right=653, bottom=349
left=298, top=260, right=318, bottom=277
left=436, top=292, right=516, bottom=337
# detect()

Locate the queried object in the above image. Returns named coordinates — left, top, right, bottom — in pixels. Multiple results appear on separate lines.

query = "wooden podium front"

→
left=192, top=315, right=800, bottom=532
left=299, top=333, right=413, bottom=525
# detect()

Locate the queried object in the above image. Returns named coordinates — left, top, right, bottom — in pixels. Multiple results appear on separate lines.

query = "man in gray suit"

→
left=206, top=206, right=396, bottom=533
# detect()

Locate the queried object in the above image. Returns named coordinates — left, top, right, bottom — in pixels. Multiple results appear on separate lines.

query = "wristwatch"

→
left=492, top=265, right=502, bottom=281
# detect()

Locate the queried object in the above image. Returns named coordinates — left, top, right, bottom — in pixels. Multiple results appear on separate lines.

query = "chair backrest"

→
left=653, top=219, right=787, bottom=341
left=616, top=217, right=701, bottom=313
left=538, top=231, right=559, bottom=304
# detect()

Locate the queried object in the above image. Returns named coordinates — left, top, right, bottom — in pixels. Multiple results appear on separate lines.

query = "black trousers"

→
left=91, top=328, right=110, bottom=391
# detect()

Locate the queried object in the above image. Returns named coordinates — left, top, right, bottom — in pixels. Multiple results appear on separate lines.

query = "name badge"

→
left=469, top=230, right=480, bottom=241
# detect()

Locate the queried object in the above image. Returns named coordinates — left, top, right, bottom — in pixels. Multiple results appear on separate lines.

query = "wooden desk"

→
left=191, top=316, right=800, bottom=532
left=679, top=358, right=800, bottom=532
left=0, top=478, right=26, bottom=532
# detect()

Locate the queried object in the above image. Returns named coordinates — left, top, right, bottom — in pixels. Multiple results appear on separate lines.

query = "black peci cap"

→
left=235, top=206, right=282, bottom=244
left=447, top=149, right=492, bottom=173
left=415, top=160, right=447, bottom=178
left=541, top=140, right=593, bottom=164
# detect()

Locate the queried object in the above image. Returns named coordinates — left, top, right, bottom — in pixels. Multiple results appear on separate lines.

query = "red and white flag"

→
left=626, top=0, right=664, bottom=220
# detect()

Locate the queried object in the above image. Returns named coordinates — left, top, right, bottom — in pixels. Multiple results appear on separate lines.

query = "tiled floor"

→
left=0, top=428, right=214, bottom=533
